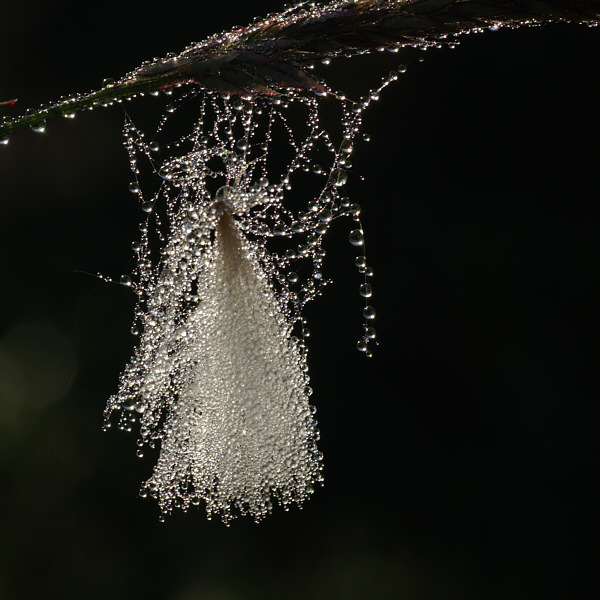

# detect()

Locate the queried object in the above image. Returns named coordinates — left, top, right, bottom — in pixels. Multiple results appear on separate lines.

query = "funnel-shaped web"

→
left=105, top=85, right=383, bottom=523
left=143, top=208, right=322, bottom=522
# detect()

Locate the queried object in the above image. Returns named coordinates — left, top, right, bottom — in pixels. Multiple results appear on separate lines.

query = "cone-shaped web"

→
left=105, top=86, right=383, bottom=522
left=138, top=207, right=322, bottom=522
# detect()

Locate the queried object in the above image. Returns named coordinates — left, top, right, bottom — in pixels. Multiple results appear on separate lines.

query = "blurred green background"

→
left=0, top=2, right=598, bottom=598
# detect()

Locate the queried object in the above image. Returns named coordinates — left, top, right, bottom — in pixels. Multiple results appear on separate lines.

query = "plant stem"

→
left=2, top=0, right=599, bottom=139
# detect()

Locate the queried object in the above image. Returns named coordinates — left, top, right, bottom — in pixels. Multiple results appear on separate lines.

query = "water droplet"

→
left=365, top=327, right=376, bottom=339
left=158, top=165, right=172, bottom=179
left=129, top=182, right=141, bottom=194
left=357, top=340, right=368, bottom=352
left=273, top=223, right=287, bottom=236
left=349, top=230, right=364, bottom=246
left=355, top=256, right=366, bottom=268
left=287, top=272, right=299, bottom=283
left=318, top=209, right=332, bottom=222
left=149, top=141, right=160, bottom=152
left=0, top=136, right=9, bottom=145
left=215, top=185, right=233, bottom=203
left=359, top=284, right=373, bottom=298
left=330, top=167, right=347, bottom=187
left=363, top=306, right=376, bottom=320
left=120, top=275, right=133, bottom=286
left=142, top=199, right=155, bottom=212
left=31, top=121, right=46, bottom=133
left=63, top=112, right=76, bottom=119
left=340, top=139, right=353, bottom=154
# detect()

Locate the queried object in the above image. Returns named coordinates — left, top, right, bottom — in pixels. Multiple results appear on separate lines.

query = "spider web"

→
left=104, top=73, right=397, bottom=521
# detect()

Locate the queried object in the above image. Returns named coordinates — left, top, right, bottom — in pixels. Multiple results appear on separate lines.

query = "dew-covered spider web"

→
left=104, top=70, right=399, bottom=523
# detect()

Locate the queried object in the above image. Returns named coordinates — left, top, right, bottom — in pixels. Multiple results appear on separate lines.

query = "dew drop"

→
left=330, top=167, right=347, bottom=187
left=158, top=165, right=172, bottom=180
left=357, top=340, right=368, bottom=352
left=129, top=182, right=141, bottom=194
left=340, top=139, right=353, bottom=154
left=359, top=284, right=373, bottom=298
left=142, top=199, right=155, bottom=213
left=120, top=275, right=133, bottom=287
left=31, top=121, right=46, bottom=133
left=348, top=229, right=364, bottom=246
left=215, top=185, right=233, bottom=203
left=363, top=306, right=376, bottom=320
left=318, top=209, right=332, bottom=222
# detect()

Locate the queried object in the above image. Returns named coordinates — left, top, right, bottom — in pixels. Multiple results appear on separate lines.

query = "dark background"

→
left=0, top=2, right=598, bottom=598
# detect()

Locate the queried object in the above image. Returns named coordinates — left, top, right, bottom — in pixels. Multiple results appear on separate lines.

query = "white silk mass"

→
left=132, top=210, right=322, bottom=523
